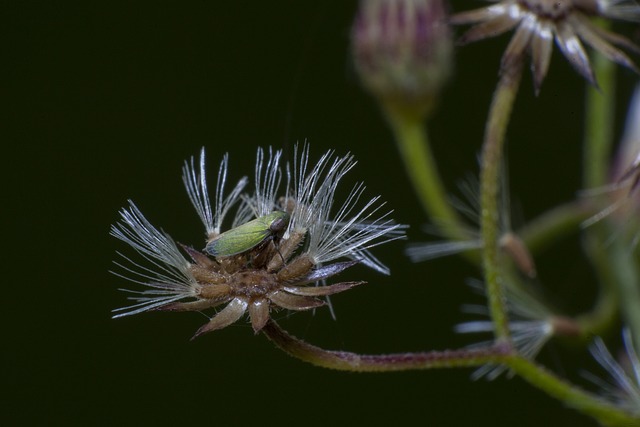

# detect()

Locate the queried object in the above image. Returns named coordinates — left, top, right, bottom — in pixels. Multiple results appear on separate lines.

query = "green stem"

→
left=580, top=28, right=639, bottom=342
left=480, top=63, right=523, bottom=342
left=262, top=320, right=510, bottom=371
left=609, top=239, right=640, bottom=347
left=382, top=102, right=468, bottom=242
left=519, top=199, right=595, bottom=254
left=589, top=237, right=640, bottom=344
left=580, top=231, right=621, bottom=338
left=583, top=21, right=616, bottom=190
left=506, top=197, right=617, bottom=340
left=264, top=321, right=639, bottom=425
left=510, top=357, right=640, bottom=426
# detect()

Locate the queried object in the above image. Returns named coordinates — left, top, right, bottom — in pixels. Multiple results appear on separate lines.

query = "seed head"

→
left=451, top=0, right=640, bottom=93
left=110, top=145, right=406, bottom=338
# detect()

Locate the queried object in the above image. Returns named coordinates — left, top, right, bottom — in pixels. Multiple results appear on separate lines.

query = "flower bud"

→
left=351, top=0, right=453, bottom=117
left=613, top=84, right=640, bottom=188
left=582, top=85, right=640, bottom=242
left=608, top=84, right=640, bottom=245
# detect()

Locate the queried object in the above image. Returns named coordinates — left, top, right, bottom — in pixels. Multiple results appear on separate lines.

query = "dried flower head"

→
left=451, top=0, right=640, bottom=92
left=110, top=145, right=406, bottom=338
left=586, top=328, right=640, bottom=415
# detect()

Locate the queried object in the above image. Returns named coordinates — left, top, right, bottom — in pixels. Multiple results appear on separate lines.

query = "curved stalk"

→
left=382, top=102, right=469, bottom=242
left=581, top=30, right=640, bottom=344
left=479, top=63, right=524, bottom=342
left=262, top=320, right=510, bottom=371
left=583, top=20, right=616, bottom=190
left=511, top=357, right=640, bottom=426
left=264, top=320, right=640, bottom=425
left=519, top=199, right=595, bottom=254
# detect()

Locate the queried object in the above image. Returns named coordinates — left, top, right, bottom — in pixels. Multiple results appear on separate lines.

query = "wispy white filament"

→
left=588, top=328, right=640, bottom=413
left=112, top=145, right=406, bottom=319
left=598, top=0, right=640, bottom=21
left=406, top=240, right=483, bottom=262
left=406, top=164, right=512, bottom=263
left=286, top=145, right=405, bottom=266
left=456, top=319, right=553, bottom=380
left=286, top=145, right=346, bottom=235
left=252, top=146, right=283, bottom=217
left=182, top=148, right=248, bottom=237
left=109, top=201, right=199, bottom=317
left=455, top=278, right=554, bottom=380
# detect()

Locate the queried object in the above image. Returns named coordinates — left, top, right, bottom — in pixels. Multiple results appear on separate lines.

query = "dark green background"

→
left=5, top=1, right=638, bottom=425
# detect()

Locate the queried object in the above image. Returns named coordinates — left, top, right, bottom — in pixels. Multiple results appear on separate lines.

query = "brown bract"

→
left=451, top=0, right=640, bottom=92
left=158, top=232, right=364, bottom=339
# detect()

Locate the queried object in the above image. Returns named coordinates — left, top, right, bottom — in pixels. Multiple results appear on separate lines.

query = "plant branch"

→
left=382, top=102, right=469, bottom=242
left=510, top=356, right=640, bottom=426
left=519, top=199, right=595, bottom=254
left=262, top=320, right=510, bottom=372
left=583, top=20, right=616, bottom=190
left=264, top=321, right=639, bottom=425
left=479, top=62, right=524, bottom=342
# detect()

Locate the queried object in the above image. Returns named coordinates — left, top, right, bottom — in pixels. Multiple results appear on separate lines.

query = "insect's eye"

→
left=270, top=218, right=286, bottom=233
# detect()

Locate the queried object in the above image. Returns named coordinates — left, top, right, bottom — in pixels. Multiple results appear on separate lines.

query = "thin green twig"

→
left=583, top=20, right=616, bottom=190
left=382, top=102, right=469, bottom=242
left=263, top=320, right=640, bottom=425
left=262, top=320, right=510, bottom=372
left=511, top=357, right=640, bottom=426
left=519, top=199, right=595, bottom=254
left=580, top=24, right=639, bottom=343
left=479, top=62, right=523, bottom=342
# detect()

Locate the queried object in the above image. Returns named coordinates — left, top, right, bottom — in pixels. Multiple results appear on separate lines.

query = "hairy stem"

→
left=583, top=22, right=616, bottom=190
left=511, top=357, right=640, bottom=426
left=382, top=102, right=469, bottom=241
left=519, top=199, right=595, bottom=254
left=609, top=239, right=640, bottom=347
left=264, top=321, right=639, bottom=425
left=580, top=41, right=640, bottom=344
left=262, top=320, right=510, bottom=372
left=480, top=63, right=523, bottom=342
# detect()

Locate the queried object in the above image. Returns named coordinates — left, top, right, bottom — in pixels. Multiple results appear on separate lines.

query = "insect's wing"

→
left=205, top=221, right=270, bottom=257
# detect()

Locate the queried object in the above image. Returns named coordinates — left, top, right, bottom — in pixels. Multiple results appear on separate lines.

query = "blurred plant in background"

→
left=111, top=0, right=640, bottom=425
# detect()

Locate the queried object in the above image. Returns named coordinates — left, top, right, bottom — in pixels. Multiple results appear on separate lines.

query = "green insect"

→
left=205, top=211, right=290, bottom=257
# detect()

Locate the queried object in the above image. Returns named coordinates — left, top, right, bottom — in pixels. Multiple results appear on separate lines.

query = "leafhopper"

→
left=205, top=211, right=290, bottom=257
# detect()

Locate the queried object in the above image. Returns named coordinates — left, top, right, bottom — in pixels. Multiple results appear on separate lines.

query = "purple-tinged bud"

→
left=590, top=83, right=640, bottom=247
left=613, top=85, right=640, bottom=186
left=351, top=0, right=453, bottom=117
left=611, top=85, right=640, bottom=213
